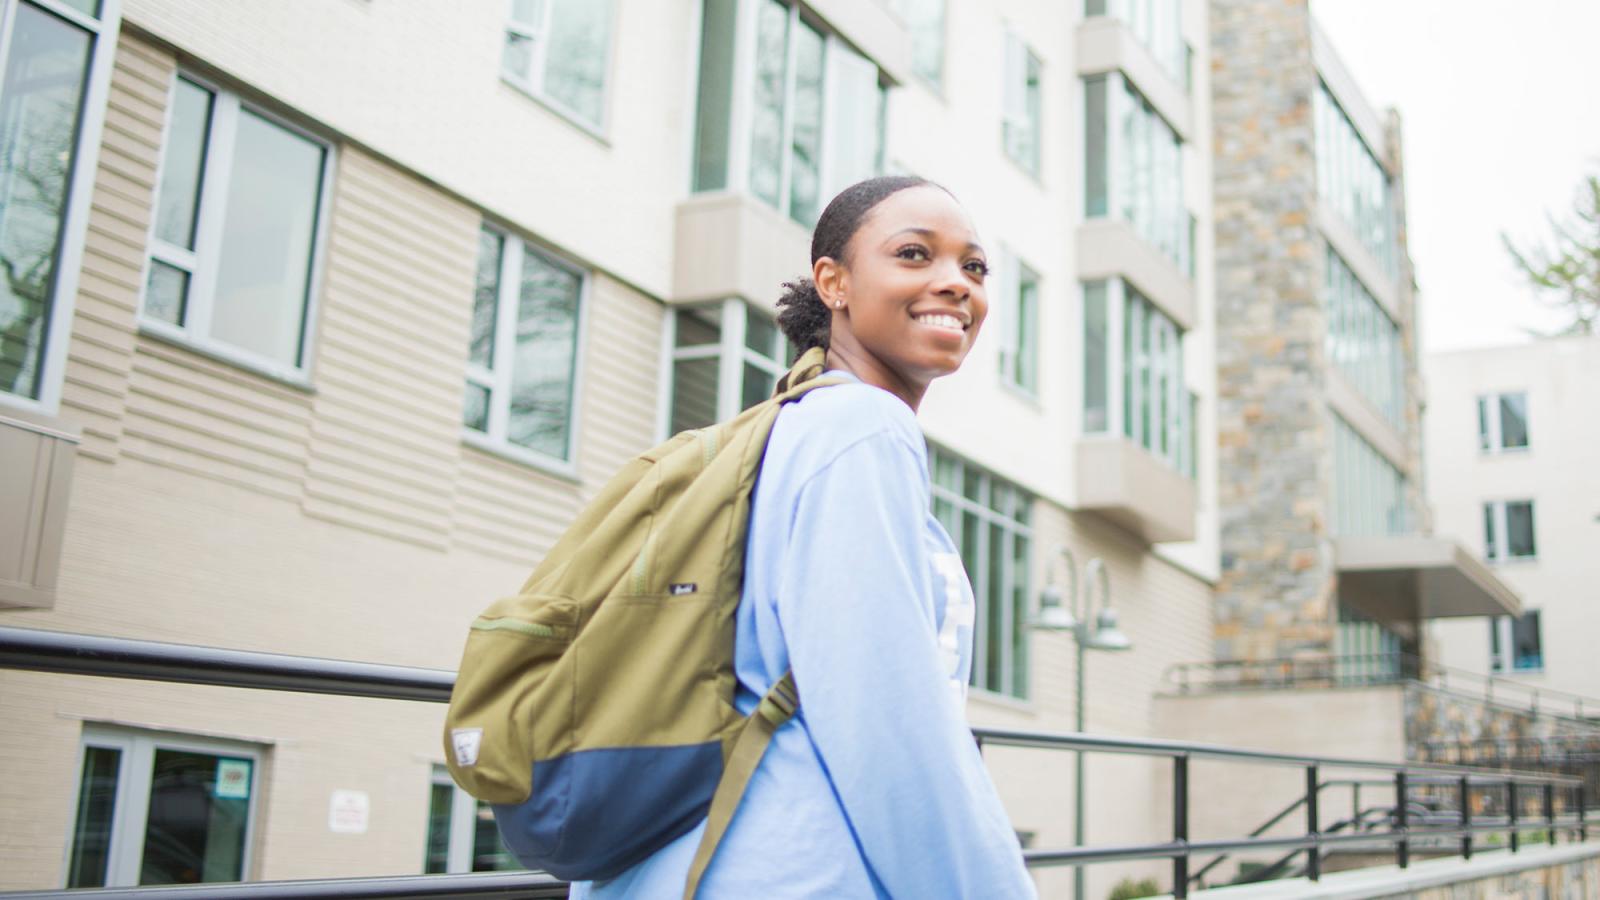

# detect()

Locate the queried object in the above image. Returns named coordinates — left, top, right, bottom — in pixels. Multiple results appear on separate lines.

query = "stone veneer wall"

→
left=1210, top=0, right=1336, bottom=661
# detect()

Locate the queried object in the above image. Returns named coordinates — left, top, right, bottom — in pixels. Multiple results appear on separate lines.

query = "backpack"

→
left=443, top=346, right=840, bottom=897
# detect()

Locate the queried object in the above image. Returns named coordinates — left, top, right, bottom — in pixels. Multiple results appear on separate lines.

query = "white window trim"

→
left=696, top=0, right=888, bottom=221
left=66, top=724, right=263, bottom=888
left=462, top=227, right=590, bottom=480
left=0, top=0, right=122, bottom=417
left=1476, top=391, right=1530, bottom=454
left=1085, top=278, right=1191, bottom=476
left=661, top=298, right=785, bottom=442
left=428, top=765, right=496, bottom=874
left=1483, top=498, right=1537, bottom=564
left=499, top=0, right=618, bottom=140
left=1001, top=29, right=1042, bottom=178
left=996, top=250, right=1041, bottom=401
left=1489, top=612, right=1544, bottom=675
left=1084, top=70, right=1190, bottom=271
left=136, top=69, right=335, bottom=388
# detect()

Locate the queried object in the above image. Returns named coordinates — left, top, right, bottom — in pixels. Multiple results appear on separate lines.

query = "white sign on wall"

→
left=328, top=789, right=370, bottom=834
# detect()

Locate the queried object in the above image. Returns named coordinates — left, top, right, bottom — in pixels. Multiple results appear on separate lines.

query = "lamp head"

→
left=1033, top=582, right=1078, bottom=631
left=1088, top=607, right=1133, bottom=651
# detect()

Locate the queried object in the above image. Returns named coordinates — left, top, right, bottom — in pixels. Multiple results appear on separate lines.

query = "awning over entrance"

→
left=1334, top=536, right=1522, bottom=620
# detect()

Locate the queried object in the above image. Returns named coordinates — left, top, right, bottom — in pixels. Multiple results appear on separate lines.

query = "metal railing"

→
left=1165, top=653, right=1600, bottom=724
left=1, top=626, right=1592, bottom=900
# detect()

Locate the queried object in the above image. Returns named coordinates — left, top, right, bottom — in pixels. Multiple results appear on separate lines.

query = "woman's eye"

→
left=895, top=244, right=931, bottom=261
left=965, top=260, right=991, bottom=277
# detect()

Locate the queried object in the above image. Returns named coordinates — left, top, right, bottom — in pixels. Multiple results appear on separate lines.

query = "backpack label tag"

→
left=669, top=583, right=697, bottom=596
left=452, top=728, right=483, bottom=767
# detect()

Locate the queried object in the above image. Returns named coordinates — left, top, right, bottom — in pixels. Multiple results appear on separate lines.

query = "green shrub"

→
left=1108, top=876, right=1162, bottom=900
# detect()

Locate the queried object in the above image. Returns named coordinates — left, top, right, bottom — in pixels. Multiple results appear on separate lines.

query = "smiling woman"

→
left=569, top=177, right=1034, bottom=898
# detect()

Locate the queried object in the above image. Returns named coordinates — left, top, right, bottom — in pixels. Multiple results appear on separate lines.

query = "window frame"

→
left=929, top=445, right=1033, bottom=701
left=0, top=0, right=122, bottom=416
left=64, top=724, right=263, bottom=888
left=662, top=298, right=787, bottom=440
left=1082, top=71, right=1189, bottom=273
left=1476, top=390, right=1530, bottom=454
left=997, top=251, right=1040, bottom=398
left=1314, top=79, right=1397, bottom=280
left=1482, top=498, right=1537, bottom=563
left=1325, top=245, right=1403, bottom=428
left=1001, top=29, right=1042, bottom=178
left=1081, top=278, right=1191, bottom=477
left=1331, top=412, right=1408, bottom=538
left=891, top=0, right=945, bottom=93
left=136, top=69, right=336, bottom=388
left=499, top=0, right=619, bottom=138
left=424, top=765, right=521, bottom=874
left=1489, top=611, right=1543, bottom=674
left=461, top=224, right=590, bottom=477
left=688, top=0, right=889, bottom=226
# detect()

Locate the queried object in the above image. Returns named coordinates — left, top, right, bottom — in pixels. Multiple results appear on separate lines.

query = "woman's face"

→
left=818, top=186, right=989, bottom=406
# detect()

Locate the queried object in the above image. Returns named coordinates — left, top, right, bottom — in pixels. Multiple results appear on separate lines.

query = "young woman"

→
left=572, top=176, right=1035, bottom=898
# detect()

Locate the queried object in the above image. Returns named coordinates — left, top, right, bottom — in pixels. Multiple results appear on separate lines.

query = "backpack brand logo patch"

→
left=452, top=728, right=483, bottom=767
left=669, top=583, right=697, bottom=596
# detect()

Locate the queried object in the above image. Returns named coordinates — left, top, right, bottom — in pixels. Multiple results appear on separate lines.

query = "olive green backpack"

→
left=444, top=347, right=839, bottom=897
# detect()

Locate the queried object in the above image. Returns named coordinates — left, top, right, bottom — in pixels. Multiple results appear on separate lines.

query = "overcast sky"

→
left=1309, top=0, right=1600, bottom=354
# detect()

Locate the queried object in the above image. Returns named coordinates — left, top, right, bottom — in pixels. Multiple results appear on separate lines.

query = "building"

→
left=0, top=1, right=1221, bottom=896
left=1425, top=336, right=1600, bottom=706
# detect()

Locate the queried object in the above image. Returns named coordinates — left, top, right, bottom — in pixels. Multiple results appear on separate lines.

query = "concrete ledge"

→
left=807, top=0, right=911, bottom=85
left=1318, top=204, right=1401, bottom=321
left=1076, top=219, right=1196, bottom=330
left=671, top=192, right=810, bottom=306
left=1075, top=16, right=1193, bottom=140
left=1178, top=842, right=1600, bottom=899
left=1073, top=434, right=1196, bottom=544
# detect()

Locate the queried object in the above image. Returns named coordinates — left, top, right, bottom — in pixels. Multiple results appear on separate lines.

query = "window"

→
left=1332, top=414, right=1407, bottom=537
left=1483, top=499, right=1536, bottom=562
left=667, top=299, right=788, bottom=434
left=424, top=765, right=522, bottom=874
left=1001, top=32, right=1041, bottom=177
left=929, top=446, right=1032, bottom=699
left=1085, top=0, right=1185, bottom=89
left=998, top=256, right=1039, bottom=395
left=0, top=0, right=117, bottom=410
left=1084, top=73, right=1188, bottom=273
left=692, top=0, right=887, bottom=225
left=141, top=74, right=331, bottom=380
left=1081, top=279, right=1192, bottom=476
left=1314, top=80, right=1396, bottom=279
left=1334, top=604, right=1403, bottom=684
left=891, top=0, right=945, bottom=90
left=1490, top=611, right=1543, bottom=673
left=501, top=0, right=614, bottom=131
left=1325, top=246, right=1403, bottom=427
left=1476, top=391, right=1528, bottom=452
left=65, top=726, right=260, bottom=888
left=463, top=226, right=585, bottom=466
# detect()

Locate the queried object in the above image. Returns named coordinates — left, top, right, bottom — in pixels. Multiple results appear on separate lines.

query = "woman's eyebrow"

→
left=883, top=227, right=985, bottom=254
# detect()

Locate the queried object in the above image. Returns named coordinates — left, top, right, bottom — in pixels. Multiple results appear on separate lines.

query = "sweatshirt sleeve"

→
left=776, top=429, right=1037, bottom=899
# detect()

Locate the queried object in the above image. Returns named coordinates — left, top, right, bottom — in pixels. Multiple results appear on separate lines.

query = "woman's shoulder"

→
left=763, top=381, right=926, bottom=486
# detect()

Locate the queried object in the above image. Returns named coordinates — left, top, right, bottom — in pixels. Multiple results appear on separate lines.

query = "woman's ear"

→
left=813, top=256, right=846, bottom=309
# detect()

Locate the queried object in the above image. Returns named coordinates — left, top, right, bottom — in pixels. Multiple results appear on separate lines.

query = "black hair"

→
left=776, top=175, right=938, bottom=357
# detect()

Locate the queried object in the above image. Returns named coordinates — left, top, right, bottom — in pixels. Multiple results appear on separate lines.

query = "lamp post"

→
left=1035, top=549, right=1133, bottom=900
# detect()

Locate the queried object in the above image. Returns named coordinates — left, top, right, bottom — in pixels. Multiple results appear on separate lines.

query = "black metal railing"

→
left=1, top=626, right=1592, bottom=900
left=1165, top=653, right=1600, bottom=724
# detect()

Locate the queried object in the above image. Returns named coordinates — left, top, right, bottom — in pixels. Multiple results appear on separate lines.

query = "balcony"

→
left=1073, top=433, right=1196, bottom=543
left=1, top=411, right=78, bottom=610
left=1075, top=14, right=1192, bottom=141
left=1335, top=534, right=1522, bottom=622
left=671, top=192, right=810, bottom=307
left=1077, top=218, right=1196, bottom=330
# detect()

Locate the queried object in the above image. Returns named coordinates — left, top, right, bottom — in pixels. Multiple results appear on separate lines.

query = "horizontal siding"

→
left=59, top=32, right=170, bottom=462
left=451, top=448, right=581, bottom=565
left=300, top=148, right=478, bottom=550
left=573, top=274, right=663, bottom=500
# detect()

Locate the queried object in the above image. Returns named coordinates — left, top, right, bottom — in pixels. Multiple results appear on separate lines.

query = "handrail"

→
left=0, top=626, right=1591, bottom=900
left=1164, top=653, right=1600, bottom=722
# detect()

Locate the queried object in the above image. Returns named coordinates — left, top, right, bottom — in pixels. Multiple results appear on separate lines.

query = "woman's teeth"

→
left=915, top=314, right=963, bottom=330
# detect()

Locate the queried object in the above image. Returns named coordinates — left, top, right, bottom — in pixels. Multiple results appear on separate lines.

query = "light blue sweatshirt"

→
left=571, top=375, right=1036, bottom=899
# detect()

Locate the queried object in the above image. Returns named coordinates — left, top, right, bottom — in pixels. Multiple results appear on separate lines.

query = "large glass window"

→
left=1083, top=73, right=1188, bottom=273
left=142, top=75, right=330, bottom=379
left=668, top=299, right=788, bottom=434
left=1086, top=0, right=1185, bottom=88
left=1331, top=413, right=1407, bottom=537
left=463, top=226, right=584, bottom=465
left=423, top=765, right=522, bottom=874
left=692, top=0, right=886, bottom=226
left=0, top=0, right=115, bottom=407
left=66, top=727, right=259, bottom=888
left=1490, top=611, right=1543, bottom=673
left=929, top=446, right=1031, bottom=699
left=999, top=256, right=1039, bottom=395
left=1483, top=499, right=1536, bottom=562
left=1001, top=32, right=1042, bottom=177
left=891, top=0, right=945, bottom=90
left=1476, top=391, right=1528, bottom=452
left=1314, top=80, right=1396, bottom=279
left=1081, top=278, right=1191, bottom=476
left=502, top=0, right=614, bottom=131
left=1324, top=246, right=1402, bottom=427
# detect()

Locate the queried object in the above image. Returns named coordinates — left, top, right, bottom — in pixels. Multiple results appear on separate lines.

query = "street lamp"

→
left=1034, top=548, right=1132, bottom=900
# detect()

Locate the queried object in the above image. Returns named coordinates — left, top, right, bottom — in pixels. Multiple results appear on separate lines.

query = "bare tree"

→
left=1501, top=172, right=1600, bottom=337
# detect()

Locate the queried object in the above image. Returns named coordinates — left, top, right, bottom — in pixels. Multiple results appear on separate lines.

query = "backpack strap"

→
left=683, top=671, right=799, bottom=899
